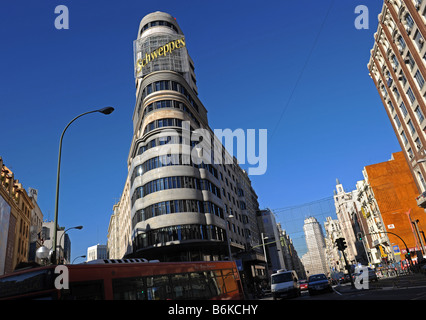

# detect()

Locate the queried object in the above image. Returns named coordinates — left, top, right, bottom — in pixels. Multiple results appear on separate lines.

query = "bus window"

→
left=189, top=272, right=212, bottom=299
left=170, top=273, right=192, bottom=299
left=0, top=269, right=55, bottom=299
left=64, top=280, right=104, bottom=300
left=146, top=275, right=171, bottom=300
left=112, top=277, right=146, bottom=300
left=221, top=269, right=238, bottom=293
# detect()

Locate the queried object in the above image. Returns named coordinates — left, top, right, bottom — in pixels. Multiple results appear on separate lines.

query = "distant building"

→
left=87, top=244, right=108, bottom=261
left=256, top=209, right=285, bottom=274
left=41, top=221, right=71, bottom=264
left=277, top=224, right=306, bottom=279
left=0, top=157, right=34, bottom=275
left=324, top=216, right=345, bottom=274
left=27, top=188, right=44, bottom=263
left=334, top=179, right=366, bottom=265
left=301, top=217, right=329, bottom=276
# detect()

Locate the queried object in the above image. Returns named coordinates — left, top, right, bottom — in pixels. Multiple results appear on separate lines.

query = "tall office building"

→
left=301, top=217, right=329, bottom=276
left=87, top=244, right=108, bottom=262
left=108, top=11, right=265, bottom=277
left=368, top=0, right=426, bottom=208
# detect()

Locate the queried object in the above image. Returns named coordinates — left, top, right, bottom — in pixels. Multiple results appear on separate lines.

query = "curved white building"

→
left=109, top=12, right=263, bottom=265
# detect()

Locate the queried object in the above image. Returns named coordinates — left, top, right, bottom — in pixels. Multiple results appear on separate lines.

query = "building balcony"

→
left=416, top=191, right=426, bottom=208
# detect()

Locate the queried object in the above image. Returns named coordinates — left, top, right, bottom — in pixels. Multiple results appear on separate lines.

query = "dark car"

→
left=308, top=274, right=333, bottom=295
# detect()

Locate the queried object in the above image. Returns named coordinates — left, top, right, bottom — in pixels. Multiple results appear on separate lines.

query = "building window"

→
left=398, top=35, right=406, bottom=50
left=399, top=102, right=408, bottom=117
left=388, top=100, right=395, bottom=113
left=414, top=30, right=424, bottom=51
left=392, top=55, right=399, bottom=69
left=406, top=51, right=415, bottom=69
left=131, top=176, right=221, bottom=207
left=415, top=70, right=425, bottom=89
left=415, top=106, right=425, bottom=123
left=415, top=137, right=422, bottom=150
left=407, top=87, right=416, bottom=103
left=399, top=71, right=407, bottom=86
left=394, top=114, right=402, bottom=128
left=408, top=148, right=414, bottom=159
left=406, top=13, right=415, bottom=29
left=408, top=119, right=416, bottom=135
left=394, top=87, right=402, bottom=100
left=417, top=171, right=426, bottom=192
left=401, top=131, right=409, bottom=146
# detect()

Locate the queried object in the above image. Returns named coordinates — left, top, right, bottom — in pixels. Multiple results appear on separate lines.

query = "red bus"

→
left=0, top=259, right=244, bottom=300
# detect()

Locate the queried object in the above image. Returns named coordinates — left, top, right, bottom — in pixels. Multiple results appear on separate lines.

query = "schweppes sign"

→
left=134, top=36, right=186, bottom=77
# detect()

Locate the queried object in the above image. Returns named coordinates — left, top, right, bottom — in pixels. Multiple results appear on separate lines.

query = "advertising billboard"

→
left=133, top=33, right=189, bottom=79
left=0, top=194, right=10, bottom=275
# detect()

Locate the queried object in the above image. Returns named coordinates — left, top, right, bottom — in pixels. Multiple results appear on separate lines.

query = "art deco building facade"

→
left=368, top=0, right=426, bottom=207
left=0, top=157, right=34, bottom=275
left=108, top=12, right=265, bottom=274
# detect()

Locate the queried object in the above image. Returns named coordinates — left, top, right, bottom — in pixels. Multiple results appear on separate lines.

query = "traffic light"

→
left=405, top=250, right=412, bottom=260
left=357, top=232, right=363, bottom=241
left=335, top=238, right=347, bottom=251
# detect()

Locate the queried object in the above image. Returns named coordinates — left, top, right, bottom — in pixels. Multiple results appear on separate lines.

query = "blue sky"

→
left=0, top=0, right=401, bottom=262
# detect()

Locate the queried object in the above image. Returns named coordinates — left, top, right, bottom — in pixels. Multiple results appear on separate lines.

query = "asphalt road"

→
left=262, top=274, right=426, bottom=300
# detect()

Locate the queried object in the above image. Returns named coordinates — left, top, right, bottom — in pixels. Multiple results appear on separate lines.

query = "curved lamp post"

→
left=72, top=255, right=87, bottom=264
left=51, top=107, right=114, bottom=264
left=58, top=226, right=83, bottom=264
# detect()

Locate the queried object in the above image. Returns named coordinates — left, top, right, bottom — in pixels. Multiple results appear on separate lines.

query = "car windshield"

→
left=308, top=274, right=327, bottom=282
left=271, top=272, right=293, bottom=284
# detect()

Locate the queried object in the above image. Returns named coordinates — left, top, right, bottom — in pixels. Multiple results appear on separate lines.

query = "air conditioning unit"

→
left=419, top=38, right=424, bottom=44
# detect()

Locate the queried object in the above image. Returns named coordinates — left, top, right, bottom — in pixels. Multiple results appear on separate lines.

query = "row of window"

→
left=136, top=134, right=206, bottom=157
left=143, top=118, right=184, bottom=135
left=138, top=99, right=201, bottom=127
left=112, top=269, right=238, bottom=300
left=141, top=80, right=200, bottom=113
left=131, top=154, right=219, bottom=187
left=140, top=20, right=179, bottom=34
left=132, top=199, right=224, bottom=229
left=134, top=224, right=227, bottom=250
left=131, top=176, right=221, bottom=207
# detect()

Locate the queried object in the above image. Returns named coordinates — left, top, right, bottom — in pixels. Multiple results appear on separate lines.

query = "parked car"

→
left=308, top=274, right=333, bottom=295
left=271, top=270, right=301, bottom=299
left=299, top=279, right=308, bottom=291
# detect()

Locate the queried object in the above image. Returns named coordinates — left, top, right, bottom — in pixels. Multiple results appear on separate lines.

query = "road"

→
left=261, top=274, right=426, bottom=300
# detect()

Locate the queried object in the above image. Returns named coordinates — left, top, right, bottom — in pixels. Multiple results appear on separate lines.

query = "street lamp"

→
left=36, top=245, right=50, bottom=265
left=261, top=233, right=269, bottom=279
left=51, top=107, right=114, bottom=264
left=225, top=213, right=234, bottom=261
left=57, top=226, right=83, bottom=264
left=72, top=255, right=86, bottom=264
